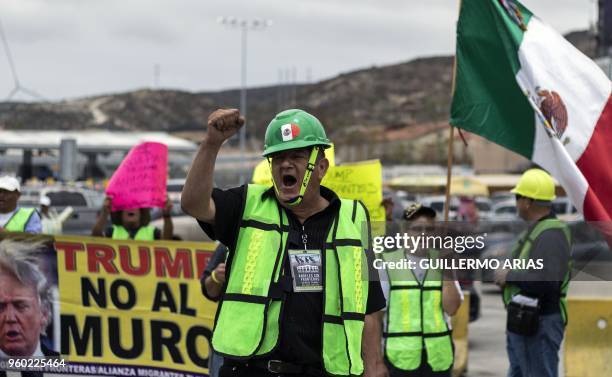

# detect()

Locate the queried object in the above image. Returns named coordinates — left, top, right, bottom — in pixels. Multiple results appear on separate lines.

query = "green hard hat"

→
left=263, top=109, right=332, bottom=157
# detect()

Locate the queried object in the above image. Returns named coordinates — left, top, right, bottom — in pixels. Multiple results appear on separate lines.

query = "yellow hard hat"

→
left=511, top=168, right=556, bottom=201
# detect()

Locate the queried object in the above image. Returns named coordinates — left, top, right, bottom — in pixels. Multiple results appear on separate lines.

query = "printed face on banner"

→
left=0, top=272, right=49, bottom=356
left=0, top=239, right=57, bottom=358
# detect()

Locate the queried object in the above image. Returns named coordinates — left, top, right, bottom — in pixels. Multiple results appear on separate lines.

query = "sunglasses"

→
left=515, top=194, right=534, bottom=202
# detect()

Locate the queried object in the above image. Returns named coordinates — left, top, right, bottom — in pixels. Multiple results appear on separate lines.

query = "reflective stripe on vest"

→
left=4, top=208, right=36, bottom=232
left=212, top=184, right=370, bottom=376
left=382, top=249, right=454, bottom=372
left=502, top=218, right=572, bottom=324
left=111, top=225, right=156, bottom=241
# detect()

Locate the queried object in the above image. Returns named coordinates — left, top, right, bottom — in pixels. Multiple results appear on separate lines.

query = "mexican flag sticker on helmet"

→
left=281, top=123, right=300, bottom=141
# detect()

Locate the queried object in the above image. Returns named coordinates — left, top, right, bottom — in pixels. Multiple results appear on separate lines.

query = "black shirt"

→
left=198, top=185, right=385, bottom=367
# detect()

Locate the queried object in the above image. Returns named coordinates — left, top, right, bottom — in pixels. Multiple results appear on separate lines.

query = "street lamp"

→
left=218, top=17, right=272, bottom=184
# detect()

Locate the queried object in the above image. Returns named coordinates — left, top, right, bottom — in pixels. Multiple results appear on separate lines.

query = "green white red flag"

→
left=450, top=0, right=612, bottom=223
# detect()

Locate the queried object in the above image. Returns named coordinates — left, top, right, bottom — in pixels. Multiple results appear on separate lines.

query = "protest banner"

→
left=318, top=159, right=385, bottom=237
left=106, top=142, right=168, bottom=211
left=0, top=233, right=217, bottom=377
left=321, top=159, right=385, bottom=223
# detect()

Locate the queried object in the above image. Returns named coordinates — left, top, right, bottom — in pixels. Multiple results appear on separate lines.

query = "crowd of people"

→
left=0, top=108, right=574, bottom=377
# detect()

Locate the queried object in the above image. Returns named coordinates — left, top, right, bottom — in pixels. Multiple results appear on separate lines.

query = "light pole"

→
left=218, top=17, right=272, bottom=184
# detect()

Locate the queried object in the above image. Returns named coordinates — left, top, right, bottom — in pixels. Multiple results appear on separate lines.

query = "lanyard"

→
left=301, top=225, right=308, bottom=251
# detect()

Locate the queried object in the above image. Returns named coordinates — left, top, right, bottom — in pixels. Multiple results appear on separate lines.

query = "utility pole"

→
left=218, top=17, right=272, bottom=184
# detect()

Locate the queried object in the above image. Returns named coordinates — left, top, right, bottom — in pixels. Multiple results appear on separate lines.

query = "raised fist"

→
left=206, top=108, right=246, bottom=145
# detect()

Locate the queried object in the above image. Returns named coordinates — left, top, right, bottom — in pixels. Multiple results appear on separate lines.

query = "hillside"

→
left=0, top=30, right=596, bottom=143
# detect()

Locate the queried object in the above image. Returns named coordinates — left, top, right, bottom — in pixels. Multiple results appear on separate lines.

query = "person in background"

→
left=380, top=204, right=463, bottom=377
left=457, top=196, right=479, bottom=225
left=495, top=168, right=571, bottom=377
left=382, top=197, right=395, bottom=222
left=91, top=196, right=173, bottom=240
left=0, top=176, right=41, bottom=234
left=200, top=243, right=229, bottom=377
left=39, top=195, right=74, bottom=235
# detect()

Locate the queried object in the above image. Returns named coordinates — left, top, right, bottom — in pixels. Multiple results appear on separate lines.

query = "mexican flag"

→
left=451, top=0, right=612, bottom=223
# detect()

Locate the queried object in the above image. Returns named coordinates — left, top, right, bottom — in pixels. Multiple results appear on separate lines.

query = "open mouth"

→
left=282, top=174, right=298, bottom=188
left=6, top=330, right=21, bottom=339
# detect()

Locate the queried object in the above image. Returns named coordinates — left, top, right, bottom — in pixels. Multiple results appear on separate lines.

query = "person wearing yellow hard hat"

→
left=494, top=168, right=572, bottom=377
left=181, top=109, right=387, bottom=377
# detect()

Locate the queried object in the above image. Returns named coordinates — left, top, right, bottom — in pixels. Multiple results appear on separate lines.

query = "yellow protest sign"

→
left=322, top=159, right=385, bottom=224
left=252, top=159, right=273, bottom=186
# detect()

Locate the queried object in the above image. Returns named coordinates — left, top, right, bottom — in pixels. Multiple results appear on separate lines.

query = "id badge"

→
left=288, top=249, right=323, bottom=292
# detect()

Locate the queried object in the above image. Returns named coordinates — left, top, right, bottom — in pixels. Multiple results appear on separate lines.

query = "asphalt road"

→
left=466, top=283, right=509, bottom=377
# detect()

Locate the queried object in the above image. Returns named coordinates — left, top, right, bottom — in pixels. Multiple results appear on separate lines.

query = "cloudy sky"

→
left=0, top=0, right=595, bottom=101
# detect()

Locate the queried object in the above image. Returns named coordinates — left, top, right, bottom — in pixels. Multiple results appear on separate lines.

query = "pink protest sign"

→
left=106, top=142, right=168, bottom=211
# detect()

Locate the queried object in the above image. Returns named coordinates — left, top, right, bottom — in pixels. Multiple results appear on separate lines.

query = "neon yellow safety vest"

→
left=382, top=249, right=454, bottom=372
left=4, top=208, right=36, bottom=232
left=111, top=225, right=156, bottom=241
left=502, top=218, right=572, bottom=324
left=212, top=184, right=370, bottom=376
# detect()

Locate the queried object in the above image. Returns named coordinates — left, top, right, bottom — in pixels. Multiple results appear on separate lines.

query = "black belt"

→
left=250, top=359, right=321, bottom=375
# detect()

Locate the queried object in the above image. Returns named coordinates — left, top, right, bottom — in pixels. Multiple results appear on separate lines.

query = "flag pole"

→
left=443, top=0, right=461, bottom=222
left=443, top=125, right=455, bottom=221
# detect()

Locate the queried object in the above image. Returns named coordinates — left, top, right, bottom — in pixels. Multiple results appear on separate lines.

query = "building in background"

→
left=598, top=0, right=612, bottom=58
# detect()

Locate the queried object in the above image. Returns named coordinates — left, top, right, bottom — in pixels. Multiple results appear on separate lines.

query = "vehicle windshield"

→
left=476, top=202, right=491, bottom=211
left=47, top=191, right=87, bottom=206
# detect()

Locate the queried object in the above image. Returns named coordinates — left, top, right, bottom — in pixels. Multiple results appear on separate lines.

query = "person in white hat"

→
left=0, top=176, right=41, bottom=233
left=39, top=195, right=73, bottom=235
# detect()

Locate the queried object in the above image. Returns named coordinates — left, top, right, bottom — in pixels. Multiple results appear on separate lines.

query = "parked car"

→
left=167, top=178, right=185, bottom=204
left=552, top=197, right=578, bottom=216
left=419, top=195, right=460, bottom=220
left=479, top=231, right=520, bottom=282
left=491, top=200, right=518, bottom=221
left=19, top=185, right=105, bottom=235
left=491, top=191, right=514, bottom=204
left=568, top=221, right=611, bottom=277
left=150, top=215, right=212, bottom=242
left=474, top=197, right=493, bottom=221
